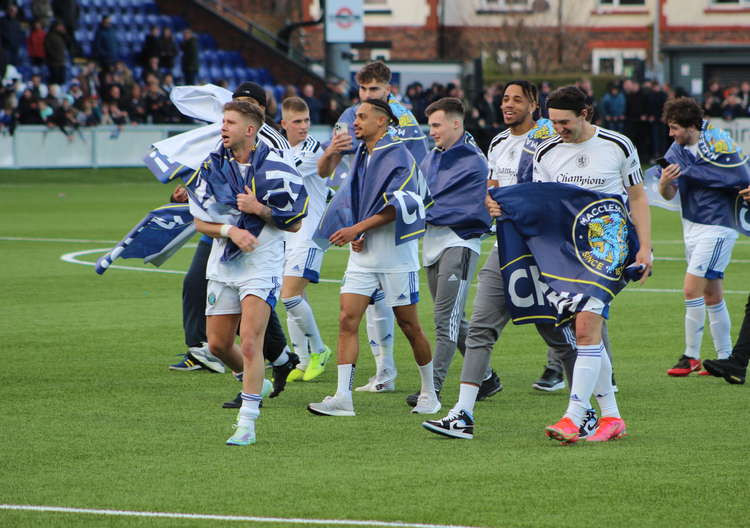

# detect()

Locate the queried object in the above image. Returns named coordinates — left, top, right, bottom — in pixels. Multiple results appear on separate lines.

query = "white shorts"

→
left=284, top=246, right=324, bottom=283
left=579, top=296, right=609, bottom=318
left=340, top=270, right=420, bottom=307
left=205, top=277, right=281, bottom=316
left=685, top=235, right=736, bottom=280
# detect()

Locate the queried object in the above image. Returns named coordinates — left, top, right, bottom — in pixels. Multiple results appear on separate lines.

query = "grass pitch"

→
left=1, top=169, right=748, bottom=528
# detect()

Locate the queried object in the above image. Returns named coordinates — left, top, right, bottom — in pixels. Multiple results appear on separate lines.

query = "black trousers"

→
left=181, top=239, right=287, bottom=363
left=733, top=294, right=750, bottom=365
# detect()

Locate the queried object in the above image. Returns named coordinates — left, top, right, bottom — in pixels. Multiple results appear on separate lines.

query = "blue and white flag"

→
left=325, top=94, right=429, bottom=188
left=657, top=120, right=750, bottom=235
left=420, top=132, right=491, bottom=239
left=314, top=135, right=425, bottom=249
left=188, top=142, right=308, bottom=261
left=95, top=204, right=196, bottom=274
left=643, top=165, right=681, bottom=212
left=491, top=183, right=641, bottom=324
left=517, top=118, right=557, bottom=184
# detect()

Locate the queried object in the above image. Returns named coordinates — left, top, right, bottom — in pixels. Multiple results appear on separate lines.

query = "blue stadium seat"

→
left=198, top=33, right=216, bottom=49
left=210, top=65, right=222, bottom=81
left=171, top=16, right=187, bottom=31
left=145, top=13, right=159, bottom=27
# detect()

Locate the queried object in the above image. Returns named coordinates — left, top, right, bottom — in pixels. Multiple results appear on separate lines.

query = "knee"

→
left=240, top=340, right=262, bottom=361
left=339, top=311, right=359, bottom=334
left=396, top=316, right=421, bottom=338
left=207, top=337, right=232, bottom=358
left=704, top=292, right=722, bottom=306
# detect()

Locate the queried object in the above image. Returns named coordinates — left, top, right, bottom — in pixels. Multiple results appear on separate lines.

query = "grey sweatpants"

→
left=426, top=246, right=480, bottom=392
left=460, top=246, right=577, bottom=386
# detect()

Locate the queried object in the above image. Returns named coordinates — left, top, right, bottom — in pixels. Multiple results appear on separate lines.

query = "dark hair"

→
left=355, top=61, right=392, bottom=85
left=281, top=96, right=309, bottom=115
left=425, top=97, right=465, bottom=119
left=662, top=97, right=703, bottom=130
left=546, top=85, right=589, bottom=115
left=503, top=80, right=538, bottom=106
left=223, top=101, right=264, bottom=128
left=363, top=98, right=398, bottom=126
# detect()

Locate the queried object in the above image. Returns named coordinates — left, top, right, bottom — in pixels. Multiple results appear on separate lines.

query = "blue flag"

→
left=143, top=146, right=199, bottom=184
left=95, top=204, right=196, bottom=274
left=656, top=120, right=750, bottom=234
left=491, top=183, right=641, bottom=324
left=420, top=132, right=491, bottom=239
left=188, top=142, right=308, bottom=262
left=326, top=94, right=429, bottom=188
left=517, top=118, right=557, bottom=184
left=314, top=135, right=425, bottom=249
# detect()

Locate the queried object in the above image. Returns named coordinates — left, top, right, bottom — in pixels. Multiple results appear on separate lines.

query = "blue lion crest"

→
left=587, top=212, right=629, bottom=274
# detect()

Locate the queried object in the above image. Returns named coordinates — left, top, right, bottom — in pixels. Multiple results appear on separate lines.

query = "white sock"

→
left=270, top=347, right=290, bottom=367
left=239, top=393, right=261, bottom=426
left=418, top=361, right=436, bottom=395
left=366, top=298, right=396, bottom=381
left=456, top=383, right=479, bottom=416
left=684, top=297, right=706, bottom=359
left=564, top=342, right=603, bottom=426
left=707, top=300, right=732, bottom=359
left=284, top=295, right=325, bottom=356
left=593, top=345, right=620, bottom=418
left=336, top=364, right=355, bottom=398
left=283, top=296, right=310, bottom=366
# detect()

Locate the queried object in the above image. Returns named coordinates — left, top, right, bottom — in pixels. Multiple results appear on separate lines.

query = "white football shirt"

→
left=532, top=126, right=642, bottom=201
left=285, top=136, right=327, bottom=251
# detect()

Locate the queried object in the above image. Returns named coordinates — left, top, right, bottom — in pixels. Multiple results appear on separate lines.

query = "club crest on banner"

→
left=573, top=199, right=630, bottom=280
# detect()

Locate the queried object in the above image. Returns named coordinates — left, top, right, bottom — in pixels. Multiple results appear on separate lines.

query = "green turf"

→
left=1, top=169, right=748, bottom=528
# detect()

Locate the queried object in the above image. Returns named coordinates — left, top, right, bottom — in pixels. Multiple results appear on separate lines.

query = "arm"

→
left=740, top=185, right=750, bottom=202
left=657, top=163, right=680, bottom=201
left=236, top=185, right=301, bottom=232
left=329, top=206, right=396, bottom=246
left=193, top=218, right=258, bottom=252
left=626, top=183, right=653, bottom=284
left=317, top=132, right=352, bottom=178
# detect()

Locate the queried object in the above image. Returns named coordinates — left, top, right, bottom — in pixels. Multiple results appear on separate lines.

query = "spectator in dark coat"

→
left=140, top=25, right=160, bottom=67
left=624, top=79, right=649, bottom=162
left=159, top=27, right=178, bottom=71
left=300, top=83, right=322, bottom=124
left=52, top=0, right=79, bottom=55
left=600, top=83, right=626, bottom=133
left=180, top=28, right=199, bottom=86
left=125, top=83, right=146, bottom=124
left=94, top=15, right=118, bottom=72
left=0, top=5, right=25, bottom=66
left=721, top=94, right=745, bottom=121
left=739, top=81, right=750, bottom=115
left=27, top=19, right=47, bottom=66
left=44, top=21, right=69, bottom=85
left=646, top=82, right=668, bottom=159
left=703, top=95, right=723, bottom=118
left=16, top=89, right=44, bottom=124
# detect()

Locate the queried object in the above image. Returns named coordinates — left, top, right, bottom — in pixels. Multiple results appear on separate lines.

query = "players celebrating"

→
left=279, top=96, right=333, bottom=382
left=534, top=86, right=652, bottom=443
left=307, top=99, right=440, bottom=417
left=188, top=101, right=307, bottom=445
left=657, top=98, right=743, bottom=377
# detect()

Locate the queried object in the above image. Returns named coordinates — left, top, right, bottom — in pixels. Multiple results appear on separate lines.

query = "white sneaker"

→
left=355, top=375, right=396, bottom=392
left=411, top=391, right=441, bottom=414
left=190, top=344, right=226, bottom=374
left=307, top=393, right=355, bottom=416
left=226, top=411, right=258, bottom=446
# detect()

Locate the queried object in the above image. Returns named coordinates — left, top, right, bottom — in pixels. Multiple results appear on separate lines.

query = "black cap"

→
left=232, top=82, right=266, bottom=108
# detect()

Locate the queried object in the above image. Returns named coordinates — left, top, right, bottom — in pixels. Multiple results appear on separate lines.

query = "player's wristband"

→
left=219, top=224, right=233, bottom=238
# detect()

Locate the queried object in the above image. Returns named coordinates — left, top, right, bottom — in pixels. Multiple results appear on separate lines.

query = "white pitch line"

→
left=0, top=505, right=482, bottom=528
left=60, top=249, right=750, bottom=294
left=654, top=256, right=750, bottom=263
left=60, top=248, right=341, bottom=284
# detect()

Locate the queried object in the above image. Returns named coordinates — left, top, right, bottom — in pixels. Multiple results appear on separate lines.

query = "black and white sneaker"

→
left=422, top=409, right=475, bottom=440
left=406, top=388, right=440, bottom=407
left=532, top=367, right=565, bottom=392
left=578, top=408, right=599, bottom=439
left=476, top=370, right=503, bottom=401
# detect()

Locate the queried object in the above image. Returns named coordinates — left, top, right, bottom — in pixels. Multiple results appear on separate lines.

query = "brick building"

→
left=291, top=0, right=750, bottom=96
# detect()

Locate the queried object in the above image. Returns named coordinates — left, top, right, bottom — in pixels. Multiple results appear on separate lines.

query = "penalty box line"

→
left=0, top=504, right=482, bottom=528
